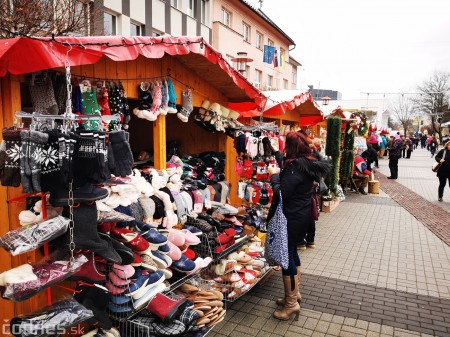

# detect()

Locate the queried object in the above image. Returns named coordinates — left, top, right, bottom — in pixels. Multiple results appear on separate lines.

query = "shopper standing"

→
left=268, top=132, right=330, bottom=321
left=435, top=141, right=450, bottom=202
left=388, top=134, right=403, bottom=179
left=406, top=137, right=414, bottom=159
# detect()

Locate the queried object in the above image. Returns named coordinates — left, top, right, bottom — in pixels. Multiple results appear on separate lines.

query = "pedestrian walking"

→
left=388, top=134, right=403, bottom=179
left=268, top=131, right=330, bottom=321
left=430, top=136, right=439, bottom=157
left=406, top=137, right=414, bottom=159
left=435, top=141, right=450, bottom=202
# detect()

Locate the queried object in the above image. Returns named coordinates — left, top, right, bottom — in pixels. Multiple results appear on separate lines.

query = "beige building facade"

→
left=99, top=0, right=300, bottom=91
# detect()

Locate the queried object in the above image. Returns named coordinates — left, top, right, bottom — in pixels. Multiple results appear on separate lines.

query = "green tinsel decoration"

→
left=340, top=123, right=355, bottom=189
left=325, top=116, right=342, bottom=194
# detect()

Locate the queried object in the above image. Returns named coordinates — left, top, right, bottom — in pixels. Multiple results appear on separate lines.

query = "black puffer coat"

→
left=269, top=153, right=330, bottom=245
left=435, top=149, right=450, bottom=178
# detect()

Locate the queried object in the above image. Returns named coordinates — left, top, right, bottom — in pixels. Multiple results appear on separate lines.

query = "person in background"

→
left=366, top=133, right=380, bottom=168
left=379, top=133, right=388, bottom=158
left=435, top=141, right=450, bottom=202
left=353, top=155, right=372, bottom=194
left=388, top=134, right=403, bottom=179
left=268, top=131, right=330, bottom=321
left=405, top=136, right=414, bottom=159
left=430, top=136, right=439, bottom=157
left=401, top=135, right=407, bottom=158
left=361, top=144, right=378, bottom=171
left=427, top=135, right=433, bottom=151
left=421, top=134, right=428, bottom=149
left=387, top=136, right=394, bottom=158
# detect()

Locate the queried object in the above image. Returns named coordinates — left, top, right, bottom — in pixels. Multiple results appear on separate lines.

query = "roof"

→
left=239, top=0, right=296, bottom=45
left=319, top=98, right=393, bottom=116
left=229, top=88, right=324, bottom=125
left=0, top=35, right=265, bottom=104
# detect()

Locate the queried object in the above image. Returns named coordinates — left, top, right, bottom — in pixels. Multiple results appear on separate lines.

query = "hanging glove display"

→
left=178, top=89, right=193, bottom=123
left=108, top=130, right=133, bottom=177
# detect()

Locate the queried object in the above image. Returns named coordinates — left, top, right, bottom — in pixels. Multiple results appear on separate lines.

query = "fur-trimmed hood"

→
left=292, top=156, right=331, bottom=180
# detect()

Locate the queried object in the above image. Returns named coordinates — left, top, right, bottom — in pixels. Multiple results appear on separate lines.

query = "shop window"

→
left=256, top=31, right=263, bottom=50
left=104, top=12, right=117, bottom=36
left=221, top=8, right=231, bottom=27
left=242, top=22, right=250, bottom=43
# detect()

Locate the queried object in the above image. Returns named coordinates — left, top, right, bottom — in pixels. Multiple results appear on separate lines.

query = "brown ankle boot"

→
left=273, top=275, right=301, bottom=320
left=276, top=267, right=301, bottom=305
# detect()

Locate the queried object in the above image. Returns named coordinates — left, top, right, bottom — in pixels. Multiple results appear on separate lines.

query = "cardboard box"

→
left=322, top=199, right=340, bottom=213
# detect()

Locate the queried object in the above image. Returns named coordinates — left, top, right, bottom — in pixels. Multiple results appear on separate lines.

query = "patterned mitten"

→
left=1, top=128, right=22, bottom=187
left=20, top=130, right=49, bottom=193
left=94, top=132, right=108, bottom=183
left=151, top=82, right=164, bottom=116
left=160, top=81, right=170, bottom=114
left=73, top=131, right=99, bottom=186
left=167, top=79, right=177, bottom=113
left=40, top=130, right=61, bottom=193
left=177, top=89, right=193, bottom=123
left=29, top=78, right=58, bottom=115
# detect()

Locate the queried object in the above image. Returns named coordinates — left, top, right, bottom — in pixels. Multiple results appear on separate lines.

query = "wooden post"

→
left=153, top=115, right=166, bottom=169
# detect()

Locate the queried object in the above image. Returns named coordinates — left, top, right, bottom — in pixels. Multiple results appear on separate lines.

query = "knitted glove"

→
left=1, top=128, right=22, bottom=187
left=0, top=141, right=6, bottom=182
left=160, top=81, right=170, bottom=114
left=93, top=132, right=107, bottom=183
left=20, top=130, right=48, bottom=192
left=177, top=89, right=193, bottom=123
left=109, top=130, right=133, bottom=177
left=105, top=137, right=115, bottom=179
left=73, top=131, right=98, bottom=186
left=151, top=82, right=163, bottom=116
left=167, top=79, right=177, bottom=113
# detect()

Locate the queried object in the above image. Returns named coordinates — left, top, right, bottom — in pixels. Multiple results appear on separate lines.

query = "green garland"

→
left=340, top=123, right=355, bottom=189
left=325, top=116, right=342, bottom=194
left=358, top=121, right=369, bottom=136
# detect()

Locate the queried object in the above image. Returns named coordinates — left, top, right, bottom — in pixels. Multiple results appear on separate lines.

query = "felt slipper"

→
left=108, top=272, right=131, bottom=286
left=166, top=229, right=186, bottom=247
left=111, top=228, right=151, bottom=254
left=166, top=241, right=182, bottom=261
left=181, top=229, right=201, bottom=245
left=111, top=264, right=135, bottom=279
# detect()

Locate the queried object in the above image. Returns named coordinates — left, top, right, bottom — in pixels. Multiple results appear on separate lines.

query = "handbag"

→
left=264, top=192, right=289, bottom=269
left=432, top=150, right=446, bottom=172
left=318, top=177, right=328, bottom=194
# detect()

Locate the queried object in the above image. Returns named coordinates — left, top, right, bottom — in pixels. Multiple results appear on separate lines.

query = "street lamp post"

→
left=232, top=52, right=253, bottom=77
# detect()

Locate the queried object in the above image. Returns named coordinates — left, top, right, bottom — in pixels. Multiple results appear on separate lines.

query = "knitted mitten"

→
left=177, top=89, right=193, bottom=123
left=20, top=130, right=48, bottom=193
left=40, top=130, right=61, bottom=193
left=109, top=130, right=133, bottom=177
left=167, top=79, right=177, bottom=113
left=1, top=128, right=22, bottom=187
left=151, top=82, right=164, bottom=116
left=93, top=131, right=107, bottom=183
left=133, top=82, right=157, bottom=121
left=73, top=131, right=98, bottom=186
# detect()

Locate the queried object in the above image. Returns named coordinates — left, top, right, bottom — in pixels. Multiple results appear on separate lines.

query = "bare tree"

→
left=392, top=95, right=416, bottom=136
left=0, top=0, right=103, bottom=38
left=412, top=72, right=450, bottom=142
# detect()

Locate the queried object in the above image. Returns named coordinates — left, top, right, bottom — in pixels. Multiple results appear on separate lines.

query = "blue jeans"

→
left=282, top=243, right=300, bottom=276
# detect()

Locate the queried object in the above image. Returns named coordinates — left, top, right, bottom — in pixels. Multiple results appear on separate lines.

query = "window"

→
left=280, top=47, right=285, bottom=66
left=221, top=8, right=231, bottom=27
left=292, top=70, right=297, bottom=84
left=256, top=31, right=263, bottom=50
left=170, top=0, right=178, bottom=8
left=266, top=74, right=273, bottom=90
left=283, top=79, right=289, bottom=89
left=268, top=38, right=274, bottom=47
left=152, top=30, right=162, bottom=37
left=104, top=12, right=117, bottom=35
left=130, top=23, right=142, bottom=36
left=242, top=22, right=250, bottom=42
left=201, top=0, right=208, bottom=24
left=254, top=69, right=262, bottom=88
left=188, top=0, right=195, bottom=17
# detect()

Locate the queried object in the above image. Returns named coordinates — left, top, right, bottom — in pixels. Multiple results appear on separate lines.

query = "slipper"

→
left=108, top=272, right=131, bottom=286
left=105, top=281, right=128, bottom=295
left=214, top=259, right=236, bottom=276
left=181, top=229, right=201, bottom=245
left=111, top=228, right=151, bottom=254
left=215, top=228, right=236, bottom=245
left=184, top=248, right=196, bottom=260
left=111, top=264, right=135, bottom=279
left=139, top=254, right=159, bottom=272
left=166, top=241, right=182, bottom=261
left=162, top=268, right=173, bottom=279
left=166, top=229, right=186, bottom=247
left=171, top=254, right=196, bottom=272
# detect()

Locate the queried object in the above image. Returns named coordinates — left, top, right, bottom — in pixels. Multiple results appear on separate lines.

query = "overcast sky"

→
left=247, top=0, right=450, bottom=100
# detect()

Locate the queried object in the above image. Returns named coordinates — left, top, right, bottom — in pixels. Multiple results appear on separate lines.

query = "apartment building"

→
left=98, top=0, right=299, bottom=91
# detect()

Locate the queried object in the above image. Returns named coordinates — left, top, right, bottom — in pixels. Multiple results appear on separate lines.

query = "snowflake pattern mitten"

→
left=1, top=128, right=22, bottom=187
left=177, top=89, right=193, bottom=123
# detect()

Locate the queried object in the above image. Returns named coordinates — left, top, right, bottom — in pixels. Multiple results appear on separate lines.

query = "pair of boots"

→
left=274, top=267, right=301, bottom=321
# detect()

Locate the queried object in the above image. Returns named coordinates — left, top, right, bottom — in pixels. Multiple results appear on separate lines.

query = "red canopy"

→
left=0, top=35, right=265, bottom=105
left=228, top=89, right=324, bottom=125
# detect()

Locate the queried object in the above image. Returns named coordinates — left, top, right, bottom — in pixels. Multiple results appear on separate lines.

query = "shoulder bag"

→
left=432, top=150, right=446, bottom=172
left=264, top=192, right=289, bottom=269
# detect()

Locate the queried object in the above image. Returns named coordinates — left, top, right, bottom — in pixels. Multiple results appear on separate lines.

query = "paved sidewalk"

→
left=209, top=148, right=450, bottom=337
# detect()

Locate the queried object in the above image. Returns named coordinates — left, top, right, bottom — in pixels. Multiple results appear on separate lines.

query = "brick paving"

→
left=209, top=148, right=450, bottom=337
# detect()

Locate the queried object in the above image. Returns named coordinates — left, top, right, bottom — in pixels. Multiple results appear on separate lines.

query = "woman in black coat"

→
left=268, top=131, right=330, bottom=321
left=435, top=141, right=450, bottom=201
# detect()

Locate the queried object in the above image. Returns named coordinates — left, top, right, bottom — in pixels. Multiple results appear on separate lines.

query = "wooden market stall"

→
left=0, top=35, right=264, bottom=319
